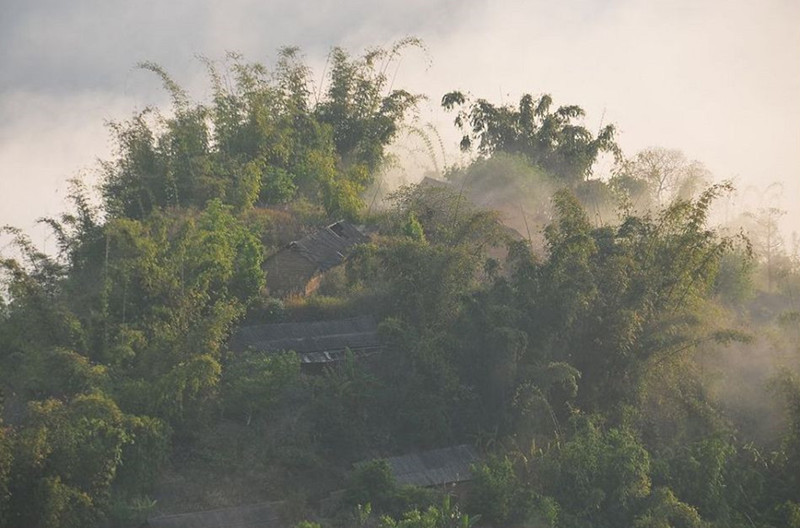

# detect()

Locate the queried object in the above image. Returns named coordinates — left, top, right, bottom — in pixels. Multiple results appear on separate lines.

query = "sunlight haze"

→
left=1, top=0, right=798, bottom=239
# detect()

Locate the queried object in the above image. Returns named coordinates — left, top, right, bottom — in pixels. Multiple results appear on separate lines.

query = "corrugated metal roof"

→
left=146, top=501, right=282, bottom=528
left=230, top=316, right=381, bottom=364
left=383, top=445, right=480, bottom=487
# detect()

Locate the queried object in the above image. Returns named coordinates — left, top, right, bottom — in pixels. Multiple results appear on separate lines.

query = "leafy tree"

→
left=316, top=39, right=424, bottom=174
left=402, top=212, right=426, bottom=242
left=388, top=179, right=507, bottom=252
left=375, top=317, right=469, bottom=446
left=18, top=348, right=108, bottom=401
left=537, top=416, right=652, bottom=528
left=712, top=243, right=755, bottom=304
left=467, top=453, right=560, bottom=527
left=343, top=460, right=433, bottom=518
left=113, top=414, right=169, bottom=496
left=363, top=230, right=494, bottom=445
left=378, top=239, right=477, bottom=330
left=7, top=394, right=132, bottom=528
left=510, top=186, right=739, bottom=412
left=440, top=152, right=555, bottom=250
left=378, top=497, right=477, bottom=528
left=103, top=45, right=420, bottom=221
left=204, top=50, right=337, bottom=210
left=0, top=415, right=10, bottom=526
left=742, top=205, right=786, bottom=292
left=467, top=455, right=515, bottom=523
left=615, top=148, right=710, bottom=208
left=442, top=92, right=618, bottom=185
left=0, top=233, right=85, bottom=369
left=657, top=436, right=736, bottom=522
left=81, top=201, right=263, bottom=422
left=770, top=370, right=800, bottom=505
left=634, top=487, right=708, bottom=528
left=221, top=350, right=300, bottom=425
left=305, top=351, right=380, bottom=458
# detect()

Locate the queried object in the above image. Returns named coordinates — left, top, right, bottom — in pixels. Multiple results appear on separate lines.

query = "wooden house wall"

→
left=263, top=250, right=318, bottom=298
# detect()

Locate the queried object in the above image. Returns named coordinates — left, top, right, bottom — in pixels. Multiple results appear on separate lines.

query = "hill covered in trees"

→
left=1, top=43, right=798, bottom=528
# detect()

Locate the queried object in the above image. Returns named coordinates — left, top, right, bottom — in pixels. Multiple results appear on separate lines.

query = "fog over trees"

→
left=0, top=44, right=798, bottom=528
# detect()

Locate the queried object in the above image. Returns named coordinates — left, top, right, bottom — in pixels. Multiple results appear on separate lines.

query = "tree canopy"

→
left=1, top=42, right=798, bottom=528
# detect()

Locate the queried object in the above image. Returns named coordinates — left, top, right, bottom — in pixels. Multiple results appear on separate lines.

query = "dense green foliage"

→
left=103, top=44, right=420, bottom=220
left=1, top=43, right=798, bottom=528
left=442, top=91, right=618, bottom=185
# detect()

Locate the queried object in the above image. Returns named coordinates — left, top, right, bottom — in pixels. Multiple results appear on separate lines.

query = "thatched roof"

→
left=263, top=221, right=368, bottom=297
left=383, top=444, right=480, bottom=487
left=230, top=316, right=381, bottom=364
left=418, top=176, right=451, bottom=189
left=146, top=501, right=282, bottom=528
left=289, top=221, right=368, bottom=271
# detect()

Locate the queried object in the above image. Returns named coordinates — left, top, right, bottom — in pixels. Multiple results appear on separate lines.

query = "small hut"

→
left=263, top=220, right=368, bottom=298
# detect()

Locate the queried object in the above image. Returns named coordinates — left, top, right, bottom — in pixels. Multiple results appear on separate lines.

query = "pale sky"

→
left=1, top=0, right=798, bottom=247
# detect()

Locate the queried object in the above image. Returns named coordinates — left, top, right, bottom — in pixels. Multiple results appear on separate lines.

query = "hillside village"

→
left=0, top=45, right=798, bottom=528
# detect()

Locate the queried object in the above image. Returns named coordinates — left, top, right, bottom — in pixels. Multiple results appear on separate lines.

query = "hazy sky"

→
left=1, top=0, right=798, bottom=245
